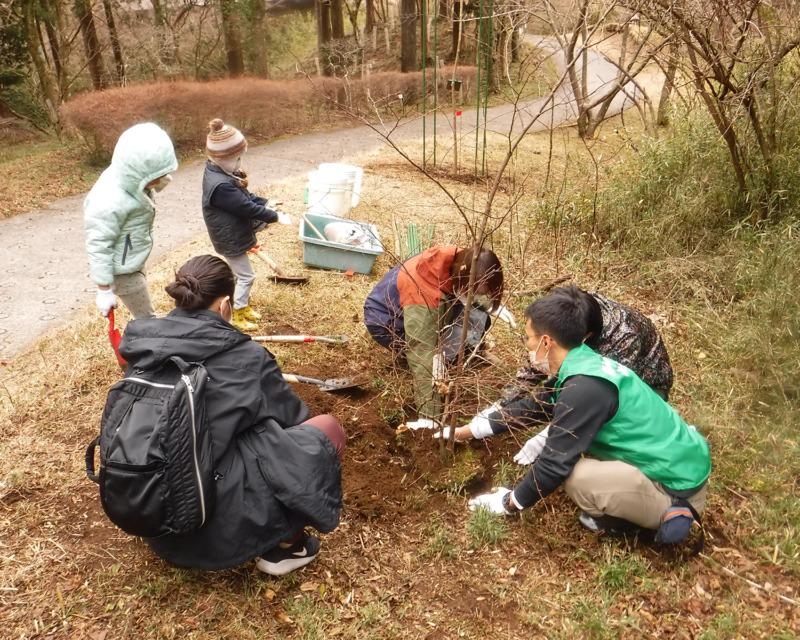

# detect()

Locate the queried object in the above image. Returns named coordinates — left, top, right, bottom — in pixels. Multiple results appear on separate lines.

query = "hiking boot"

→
left=231, top=308, right=257, bottom=332
left=578, top=511, right=643, bottom=538
left=256, top=533, right=320, bottom=576
left=241, top=305, right=262, bottom=322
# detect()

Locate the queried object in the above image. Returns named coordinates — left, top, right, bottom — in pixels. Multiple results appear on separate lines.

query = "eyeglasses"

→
left=519, top=335, right=528, bottom=346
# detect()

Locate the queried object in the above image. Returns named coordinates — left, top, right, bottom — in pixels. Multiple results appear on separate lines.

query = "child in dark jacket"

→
left=201, top=118, right=293, bottom=331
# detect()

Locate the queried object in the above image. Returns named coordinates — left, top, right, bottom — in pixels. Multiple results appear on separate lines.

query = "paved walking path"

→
left=0, top=38, right=646, bottom=359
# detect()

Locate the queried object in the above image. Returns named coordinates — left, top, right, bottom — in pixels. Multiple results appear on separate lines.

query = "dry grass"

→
left=1, top=123, right=799, bottom=639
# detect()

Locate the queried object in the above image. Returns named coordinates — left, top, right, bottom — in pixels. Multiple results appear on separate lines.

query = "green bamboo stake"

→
left=475, top=0, right=483, bottom=180
left=482, top=0, right=493, bottom=176
left=433, top=0, right=438, bottom=167
left=422, top=0, right=427, bottom=169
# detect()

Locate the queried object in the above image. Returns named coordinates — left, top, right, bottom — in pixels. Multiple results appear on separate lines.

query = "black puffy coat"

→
left=201, top=161, right=278, bottom=256
left=118, top=309, right=343, bottom=570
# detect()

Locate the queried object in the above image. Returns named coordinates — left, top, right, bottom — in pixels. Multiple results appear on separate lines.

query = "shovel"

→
left=108, top=309, right=126, bottom=368
left=254, top=334, right=350, bottom=346
left=282, top=373, right=365, bottom=392
left=248, top=246, right=309, bottom=285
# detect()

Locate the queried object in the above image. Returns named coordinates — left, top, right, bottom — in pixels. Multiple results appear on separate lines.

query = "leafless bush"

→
left=61, top=69, right=480, bottom=158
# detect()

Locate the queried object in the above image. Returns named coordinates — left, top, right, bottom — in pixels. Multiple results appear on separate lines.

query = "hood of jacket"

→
left=119, top=309, right=251, bottom=370
left=111, top=123, right=178, bottom=198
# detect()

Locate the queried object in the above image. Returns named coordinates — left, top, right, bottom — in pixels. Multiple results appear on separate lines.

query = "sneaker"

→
left=241, top=305, right=262, bottom=322
left=256, top=533, right=320, bottom=576
left=578, top=511, right=603, bottom=533
left=578, top=511, right=643, bottom=538
left=231, top=308, right=257, bottom=332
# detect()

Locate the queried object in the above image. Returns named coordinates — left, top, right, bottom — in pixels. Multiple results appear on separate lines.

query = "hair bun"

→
left=209, top=118, right=225, bottom=132
left=179, top=274, right=201, bottom=293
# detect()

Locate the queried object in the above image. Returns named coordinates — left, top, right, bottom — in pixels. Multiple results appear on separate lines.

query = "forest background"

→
left=1, top=0, right=799, bottom=638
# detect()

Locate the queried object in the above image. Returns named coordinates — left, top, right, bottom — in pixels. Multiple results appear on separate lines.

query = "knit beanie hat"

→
left=206, top=118, right=247, bottom=174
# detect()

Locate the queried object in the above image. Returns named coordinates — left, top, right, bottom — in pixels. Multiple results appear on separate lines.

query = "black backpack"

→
left=85, top=356, right=216, bottom=538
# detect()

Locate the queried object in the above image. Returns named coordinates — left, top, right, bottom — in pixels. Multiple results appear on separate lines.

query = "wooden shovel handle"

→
left=300, top=212, right=326, bottom=241
left=249, top=247, right=288, bottom=278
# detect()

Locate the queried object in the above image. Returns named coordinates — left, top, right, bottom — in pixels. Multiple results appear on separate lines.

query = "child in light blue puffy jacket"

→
left=84, top=122, right=178, bottom=319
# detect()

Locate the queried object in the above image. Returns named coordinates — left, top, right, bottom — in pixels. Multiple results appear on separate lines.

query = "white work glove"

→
left=468, top=403, right=500, bottom=439
left=491, top=305, right=516, bottom=328
left=276, top=211, right=293, bottom=225
left=267, top=199, right=283, bottom=209
left=95, top=287, right=118, bottom=317
left=432, top=425, right=472, bottom=441
left=468, top=487, right=515, bottom=515
left=513, top=425, right=550, bottom=465
left=433, top=426, right=454, bottom=440
left=399, top=418, right=439, bottom=431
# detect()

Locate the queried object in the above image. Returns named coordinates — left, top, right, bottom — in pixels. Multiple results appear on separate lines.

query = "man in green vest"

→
left=468, top=286, right=710, bottom=541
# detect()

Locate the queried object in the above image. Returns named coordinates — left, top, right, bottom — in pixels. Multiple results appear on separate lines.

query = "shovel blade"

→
left=317, top=377, right=364, bottom=392
left=107, top=309, right=126, bottom=367
left=270, top=275, right=309, bottom=285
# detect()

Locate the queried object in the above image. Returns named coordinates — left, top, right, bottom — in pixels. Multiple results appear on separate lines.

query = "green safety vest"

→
left=554, top=344, right=711, bottom=492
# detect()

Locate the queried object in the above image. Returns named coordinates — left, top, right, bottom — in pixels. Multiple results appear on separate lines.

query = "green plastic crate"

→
left=299, top=212, right=383, bottom=274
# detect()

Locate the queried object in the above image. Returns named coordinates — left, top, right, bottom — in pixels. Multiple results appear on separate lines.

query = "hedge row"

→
left=61, top=69, right=480, bottom=159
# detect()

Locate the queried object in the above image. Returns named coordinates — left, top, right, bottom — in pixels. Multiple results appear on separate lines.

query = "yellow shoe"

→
left=242, top=305, right=262, bottom=321
left=231, top=308, right=258, bottom=331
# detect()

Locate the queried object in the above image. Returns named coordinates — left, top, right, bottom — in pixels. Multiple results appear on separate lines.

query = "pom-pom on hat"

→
left=206, top=118, right=247, bottom=173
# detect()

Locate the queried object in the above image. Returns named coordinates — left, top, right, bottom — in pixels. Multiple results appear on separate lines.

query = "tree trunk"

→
left=365, top=0, right=375, bottom=31
left=496, top=21, right=509, bottom=85
left=21, top=1, right=61, bottom=126
left=452, top=0, right=462, bottom=59
left=101, top=0, right=126, bottom=84
left=331, top=0, right=345, bottom=38
left=510, top=11, right=519, bottom=63
left=316, top=0, right=333, bottom=76
left=42, top=16, right=68, bottom=101
left=400, top=0, right=416, bottom=71
left=656, top=43, right=678, bottom=126
left=149, top=0, right=172, bottom=63
left=251, top=0, right=270, bottom=77
left=74, top=0, right=108, bottom=90
left=219, top=0, right=245, bottom=76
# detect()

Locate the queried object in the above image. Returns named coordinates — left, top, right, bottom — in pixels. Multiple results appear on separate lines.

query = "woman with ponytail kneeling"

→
left=118, top=254, right=345, bottom=575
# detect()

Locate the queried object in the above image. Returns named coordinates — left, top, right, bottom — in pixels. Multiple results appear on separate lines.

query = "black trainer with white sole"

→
left=578, top=511, right=644, bottom=538
left=256, top=533, right=320, bottom=576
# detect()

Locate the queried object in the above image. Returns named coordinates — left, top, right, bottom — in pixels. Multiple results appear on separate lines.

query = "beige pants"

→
left=113, top=271, right=155, bottom=319
left=564, top=458, right=707, bottom=530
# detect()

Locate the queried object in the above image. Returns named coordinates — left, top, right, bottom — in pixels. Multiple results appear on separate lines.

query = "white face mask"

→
left=150, top=174, right=173, bottom=192
left=528, top=336, right=551, bottom=374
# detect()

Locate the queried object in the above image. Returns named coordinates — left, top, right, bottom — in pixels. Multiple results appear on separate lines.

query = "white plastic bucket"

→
left=307, top=170, right=353, bottom=218
left=318, top=162, right=363, bottom=207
